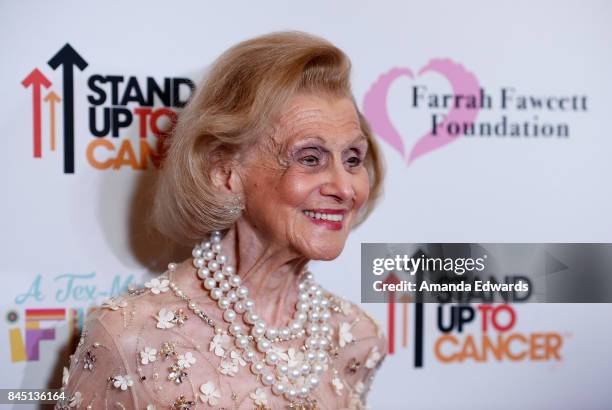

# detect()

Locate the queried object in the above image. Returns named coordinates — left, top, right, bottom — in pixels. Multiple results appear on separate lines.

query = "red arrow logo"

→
left=22, top=69, right=52, bottom=158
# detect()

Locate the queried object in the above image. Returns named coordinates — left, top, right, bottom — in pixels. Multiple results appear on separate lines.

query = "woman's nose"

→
left=319, top=161, right=355, bottom=203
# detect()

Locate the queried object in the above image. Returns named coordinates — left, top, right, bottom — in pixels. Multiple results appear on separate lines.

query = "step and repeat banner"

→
left=1, top=1, right=611, bottom=409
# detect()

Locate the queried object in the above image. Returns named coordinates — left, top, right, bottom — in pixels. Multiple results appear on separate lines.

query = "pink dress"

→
left=55, top=261, right=387, bottom=410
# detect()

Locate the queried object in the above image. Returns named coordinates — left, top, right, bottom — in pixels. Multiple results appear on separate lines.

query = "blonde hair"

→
left=151, top=31, right=385, bottom=245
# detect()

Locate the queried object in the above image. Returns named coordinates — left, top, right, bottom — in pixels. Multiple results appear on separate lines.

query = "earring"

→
left=226, top=196, right=244, bottom=216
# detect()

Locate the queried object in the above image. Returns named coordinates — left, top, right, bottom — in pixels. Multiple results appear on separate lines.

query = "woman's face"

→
left=239, top=93, right=370, bottom=260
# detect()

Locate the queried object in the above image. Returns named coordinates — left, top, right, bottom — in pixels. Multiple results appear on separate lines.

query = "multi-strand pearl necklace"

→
left=165, top=230, right=335, bottom=405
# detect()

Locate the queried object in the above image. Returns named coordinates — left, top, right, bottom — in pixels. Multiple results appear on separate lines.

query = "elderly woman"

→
left=57, top=31, right=386, bottom=410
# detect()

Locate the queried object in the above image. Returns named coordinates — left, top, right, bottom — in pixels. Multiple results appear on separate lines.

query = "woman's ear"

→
left=210, top=152, right=244, bottom=196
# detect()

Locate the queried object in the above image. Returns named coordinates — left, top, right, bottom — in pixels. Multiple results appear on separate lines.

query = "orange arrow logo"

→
left=44, top=91, right=61, bottom=151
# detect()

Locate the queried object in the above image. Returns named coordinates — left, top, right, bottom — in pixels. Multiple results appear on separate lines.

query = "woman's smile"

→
left=302, top=208, right=347, bottom=231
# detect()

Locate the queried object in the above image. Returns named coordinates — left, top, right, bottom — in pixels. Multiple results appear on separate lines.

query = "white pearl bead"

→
left=213, top=271, right=225, bottom=282
left=289, top=368, right=301, bottom=379
left=321, top=310, right=331, bottom=321
left=294, top=311, right=307, bottom=322
left=250, top=361, right=264, bottom=374
left=320, top=324, right=331, bottom=334
left=188, top=302, right=196, bottom=310
left=257, top=338, right=271, bottom=352
left=208, top=260, right=220, bottom=272
left=313, top=363, right=323, bottom=374
left=244, top=299, right=255, bottom=310
left=236, top=286, right=249, bottom=299
left=223, top=265, right=235, bottom=275
left=244, top=311, right=259, bottom=324
left=316, top=351, right=326, bottom=361
left=220, top=281, right=231, bottom=292
left=251, top=326, right=265, bottom=338
left=296, top=302, right=309, bottom=312
left=262, top=373, right=275, bottom=386
left=223, top=309, right=236, bottom=322
left=218, top=297, right=230, bottom=310
left=306, top=351, right=317, bottom=361
left=236, top=336, right=249, bottom=349
left=276, top=364, right=288, bottom=375
left=201, top=241, right=211, bottom=249
left=210, top=288, right=223, bottom=300
left=243, top=349, right=255, bottom=362
left=234, top=301, right=246, bottom=313
left=319, top=338, right=329, bottom=349
left=216, top=253, right=227, bottom=264
left=279, top=328, right=290, bottom=340
left=193, top=257, right=205, bottom=268
left=229, top=275, right=241, bottom=287
left=197, top=268, right=210, bottom=279
left=203, top=250, right=215, bottom=260
left=299, top=292, right=309, bottom=301
left=211, top=235, right=221, bottom=244
left=298, top=283, right=307, bottom=291
left=307, top=324, right=319, bottom=335
left=284, top=388, right=297, bottom=401
left=265, top=351, right=279, bottom=365
left=265, top=328, right=279, bottom=340
left=229, top=324, right=242, bottom=335
left=272, top=383, right=286, bottom=396
left=320, top=299, right=329, bottom=308
left=301, top=363, right=311, bottom=374
left=308, top=375, right=319, bottom=387
left=289, top=321, right=302, bottom=334
left=309, top=311, right=320, bottom=321
left=192, top=247, right=203, bottom=258
left=305, top=337, right=318, bottom=349
left=203, top=278, right=216, bottom=290
left=212, top=243, right=222, bottom=253
left=227, top=290, right=238, bottom=302
left=299, top=386, right=310, bottom=398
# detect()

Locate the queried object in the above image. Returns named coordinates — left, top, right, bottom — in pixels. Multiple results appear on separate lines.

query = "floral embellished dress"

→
left=56, top=263, right=387, bottom=410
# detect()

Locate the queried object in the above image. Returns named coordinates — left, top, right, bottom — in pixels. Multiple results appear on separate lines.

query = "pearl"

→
left=244, top=299, right=255, bottom=310
left=319, top=337, right=329, bottom=350
left=200, top=241, right=211, bottom=249
left=284, top=388, right=297, bottom=401
left=306, top=351, right=317, bottom=361
left=307, top=324, right=319, bottom=335
left=236, top=336, right=249, bottom=349
left=308, top=375, right=319, bottom=387
left=208, top=260, right=220, bottom=272
left=294, top=311, right=307, bottom=322
left=223, top=309, right=236, bottom=322
left=220, top=280, right=231, bottom=292
left=188, top=302, right=196, bottom=310
left=227, top=290, right=238, bottom=302
left=289, top=321, right=303, bottom=334
left=197, top=268, right=210, bottom=279
left=305, top=337, right=318, bottom=349
left=262, top=373, right=275, bottom=386
left=257, top=338, right=271, bottom=352
left=251, top=326, right=265, bottom=338
left=168, top=262, right=177, bottom=271
left=272, top=383, right=286, bottom=396
left=210, top=288, right=223, bottom=300
left=316, top=351, right=326, bottom=362
left=212, top=243, right=222, bottom=253
left=213, top=271, right=225, bottom=282
left=320, top=310, right=331, bottom=321
left=296, top=302, right=309, bottom=312
left=298, top=283, right=307, bottom=291
left=289, top=368, right=301, bottom=379
left=250, top=361, right=264, bottom=374
left=203, top=250, right=215, bottom=260
left=276, top=364, right=288, bottom=375
left=265, top=328, right=279, bottom=340
left=243, top=349, right=255, bottom=362
left=265, top=351, right=279, bottom=365
left=299, top=386, right=310, bottom=398
left=320, top=299, right=329, bottom=308
left=203, top=278, right=216, bottom=290
left=301, top=363, right=311, bottom=374
left=320, top=324, right=331, bottom=334
left=244, top=311, right=259, bottom=324
left=193, top=257, right=205, bottom=268
left=192, top=247, right=203, bottom=258
left=234, top=301, right=246, bottom=313
left=279, top=328, right=290, bottom=340
left=229, top=275, right=241, bottom=288
left=229, top=324, right=242, bottom=335
left=299, top=292, right=309, bottom=301
left=236, top=286, right=248, bottom=299
left=211, top=235, right=221, bottom=244
left=313, top=363, right=324, bottom=375
left=222, top=265, right=235, bottom=275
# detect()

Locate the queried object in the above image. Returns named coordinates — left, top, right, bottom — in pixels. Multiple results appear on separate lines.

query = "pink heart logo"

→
left=363, top=58, right=481, bottom=165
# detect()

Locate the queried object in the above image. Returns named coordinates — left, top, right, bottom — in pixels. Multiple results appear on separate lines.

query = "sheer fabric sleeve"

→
left=55, top=304, right=148, bottom=410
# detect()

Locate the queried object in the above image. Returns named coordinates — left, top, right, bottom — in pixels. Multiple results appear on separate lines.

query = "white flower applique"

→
left=199, top=381, right=221, bottom=406
left=271, top=345, right=290, bottom=362
left=144, top=277, right=170, bottom=294
left=112, top=375, right=134, bottom=391
left=331, top=375, right=345, bottom=396
left=250, top=388, right=268, bottom=406
left=365, top=346, right=382, bottom=369
left=140, top=347, right=158, bottom=365
left=102, top=296, right=127, bottom=311
left=209, top=333, right=230, bottom=357
left=177, top=351, right=196, bottom=368
left=68, top=391, right=82, bottom=408
left=230, top=350, right=247, bottom=367
left=155, top=308, right=176, bottom=329
left=62, top=366, right=70, bottom=387
left=340, top=298, right=354, bottom=316
left=286, top=347, right=305, bottom=369
left=218, top=358, right=239, bottom=376
left=338, top=322, right=355, bottom=347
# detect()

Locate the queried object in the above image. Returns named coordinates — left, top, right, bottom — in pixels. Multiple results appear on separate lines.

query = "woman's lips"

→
left=302, top=209, right=346, bottom=231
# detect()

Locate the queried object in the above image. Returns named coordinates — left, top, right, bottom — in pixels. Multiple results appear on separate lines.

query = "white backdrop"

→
left=1, top=1, right=612, bottom=409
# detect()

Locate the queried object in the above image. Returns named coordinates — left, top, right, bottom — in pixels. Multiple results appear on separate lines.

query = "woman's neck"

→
left=220, top=221, right=310, bottom=327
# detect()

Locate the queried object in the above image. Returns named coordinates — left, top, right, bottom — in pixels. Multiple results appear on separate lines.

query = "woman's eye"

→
left=299, top=155, right=320, bottom=166
left=347, top=156, right=363, bottom=167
